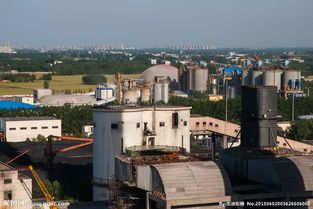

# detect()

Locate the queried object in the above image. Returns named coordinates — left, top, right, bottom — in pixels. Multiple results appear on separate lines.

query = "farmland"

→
left=0, top=74, right=140, bottom=95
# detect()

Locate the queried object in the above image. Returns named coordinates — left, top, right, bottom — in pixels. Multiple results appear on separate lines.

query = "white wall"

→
left=92, top=106, right=191, bottom=201
left=0, top=168, right=32, bottom=209
left=3, top=119, right=61, bottom=142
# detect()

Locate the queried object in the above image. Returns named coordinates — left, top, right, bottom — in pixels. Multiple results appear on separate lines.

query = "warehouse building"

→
left=0, top=117, right=61, bottom=142
left=0, top=162, right=32, bottom=209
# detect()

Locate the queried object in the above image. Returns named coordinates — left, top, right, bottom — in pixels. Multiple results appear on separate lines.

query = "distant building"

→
left=0, top=162, right=32, bottom=209
left=150, top=59, right=157, bottom=65
left=14, top=96, right=34, bottom=105
left=0, top=117, right=61, bottom=142
left=208, top=94, right=223, bottom=101
left=33, top=89, right=52, bottom=101
left=82, top=125, right=93, bottom=137
left=0, top=44, right=15, bottom=54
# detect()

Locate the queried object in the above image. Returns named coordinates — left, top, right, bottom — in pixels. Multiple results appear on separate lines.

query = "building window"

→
left=159, top=122, right=165, bottom=127
left=203, top=122, right=206, bottom=125
left=196, top=122, right=200, bottom=126
left=4, top=179, right=12, bottom=184
left=172, top=112, right=178, bottom=128
left=209, top=122, right=213, bottom=126
left=52, top=126, right=59, bottom=129
left=184, top=121, right=187, bottom=126
left=41, top=126, right=48, bottom=129
left=215, top=124, right=219, bottom=127
left=136, top=123, right=140, bottom=128
left=9, top=128, right=16, bottom=130
left=4, top=191, right=12, bottom=200
left=111, top=124, right=118, bottom=129
left=31, top=127, right=37, bottom=130
left=20, top=127, right=27, bottom=130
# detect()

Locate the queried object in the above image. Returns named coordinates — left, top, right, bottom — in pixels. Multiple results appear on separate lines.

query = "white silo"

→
left=153, top=82, right=163, bottom=102
left=283, top=70, right=301, bottom=90
left=161, top=82, right=169, bottom=103
left=193, top=68, right=208, bottom=92
left=263, top=70, right=282, bottom=92
left=250, top=70, right=263, bottom=86
left=141, top=87, right=151, bottom=103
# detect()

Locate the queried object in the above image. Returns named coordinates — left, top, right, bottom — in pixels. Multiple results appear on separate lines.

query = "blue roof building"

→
left=0, top=100, right=36, bottom=109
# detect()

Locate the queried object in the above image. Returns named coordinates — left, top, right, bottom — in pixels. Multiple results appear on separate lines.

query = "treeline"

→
left=0, top=52, right=151, bottom=75
left=169, top=96, right=313, bottom=141
left=0, top=106, right=92, bottom=136
left=168, top=96, right=241, bottom=123
left=0, top=73, right=36, bottom=82
left=0, top=73, right=53, bottom=82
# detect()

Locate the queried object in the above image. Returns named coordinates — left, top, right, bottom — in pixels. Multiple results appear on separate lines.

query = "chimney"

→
left=240, top=86, right=278, bottom=148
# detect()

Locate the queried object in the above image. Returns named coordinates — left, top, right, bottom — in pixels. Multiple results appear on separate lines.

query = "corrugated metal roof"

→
left=151, top=161, right=231, bottom=201
left=0, top=100, right=35, bottom=109
left=271, top=156, right=313, bottom=192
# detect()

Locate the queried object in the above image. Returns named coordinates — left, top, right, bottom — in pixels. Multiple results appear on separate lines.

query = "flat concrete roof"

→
left=1, top=116, right=59, bottom=121
left=93, top=105, right=191, bottom=112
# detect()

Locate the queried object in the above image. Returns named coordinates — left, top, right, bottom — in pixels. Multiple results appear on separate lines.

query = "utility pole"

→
left=223, top=80, right=228, bottom=149
left=291, top=91, right=295, bottom=122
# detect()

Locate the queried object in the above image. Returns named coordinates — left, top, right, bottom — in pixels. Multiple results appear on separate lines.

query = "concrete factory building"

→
left=0, top=162, right=32, bottom=209
left=0, top=117, right=61, bottom=142
left=92, top=105, right=191, bottom=201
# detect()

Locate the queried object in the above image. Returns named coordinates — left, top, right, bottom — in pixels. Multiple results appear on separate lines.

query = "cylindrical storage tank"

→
left=283, top=70, right=301, bottom=90
left=193, top=68, right=208, bottom=92
left=141, top=87, right=150, bottom=103
left=211, top=78, right=217, bottom=95
left=241, top=68, right=250, bottom=86
left=241, top=86, right=277, bottom=148
left=263, top=70, right=282, bottom=92
left=250, top=70, right=263, bottom=86
left=227, top=86, right=239, bottom=99
left=161, top=82, right=169, bottom=103
left=123, top=89, right=138, bottom=104
left=153, top=83, right=162, bottom=102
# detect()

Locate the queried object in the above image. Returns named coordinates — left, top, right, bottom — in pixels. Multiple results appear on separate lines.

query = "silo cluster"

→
left=242, top=69, right=301, bottom=93
left=153, top=76, right=169, bottom=103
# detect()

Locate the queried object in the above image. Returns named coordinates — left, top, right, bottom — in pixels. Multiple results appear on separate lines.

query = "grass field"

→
left=0, top=74, right=141, bottom=95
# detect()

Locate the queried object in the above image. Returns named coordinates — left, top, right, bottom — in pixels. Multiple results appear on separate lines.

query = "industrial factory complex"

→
left=0, top=53, right=313, bottom=209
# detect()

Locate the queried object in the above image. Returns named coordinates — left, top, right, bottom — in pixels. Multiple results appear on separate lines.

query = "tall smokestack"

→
left=241, top=86, right=278, bottom=148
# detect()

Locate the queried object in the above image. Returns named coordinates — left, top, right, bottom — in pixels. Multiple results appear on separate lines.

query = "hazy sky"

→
left=1, top=0, right=313, bottom=48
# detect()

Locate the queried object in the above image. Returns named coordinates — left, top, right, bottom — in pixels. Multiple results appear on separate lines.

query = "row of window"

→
left=196, top=121, right=218, bottom=127
left=111, top=121, right=188, bottom=129
left=9, top=126, right=59, bottom=131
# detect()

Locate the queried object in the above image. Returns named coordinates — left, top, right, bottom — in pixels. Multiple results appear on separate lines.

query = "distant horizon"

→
left=1, top=0, right=313, bottom=48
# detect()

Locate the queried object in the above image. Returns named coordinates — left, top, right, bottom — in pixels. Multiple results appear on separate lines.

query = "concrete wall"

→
left=92, top=106, right=191, bottom=201
left=0, top=119, right=61, bottom=142
left=0, top=166, right=32, bottom=209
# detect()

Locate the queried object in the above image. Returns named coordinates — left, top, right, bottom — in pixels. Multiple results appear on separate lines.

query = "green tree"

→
left=82, top=74, right=107, bottom=85
left=43, top=80, right=49, bottom=89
